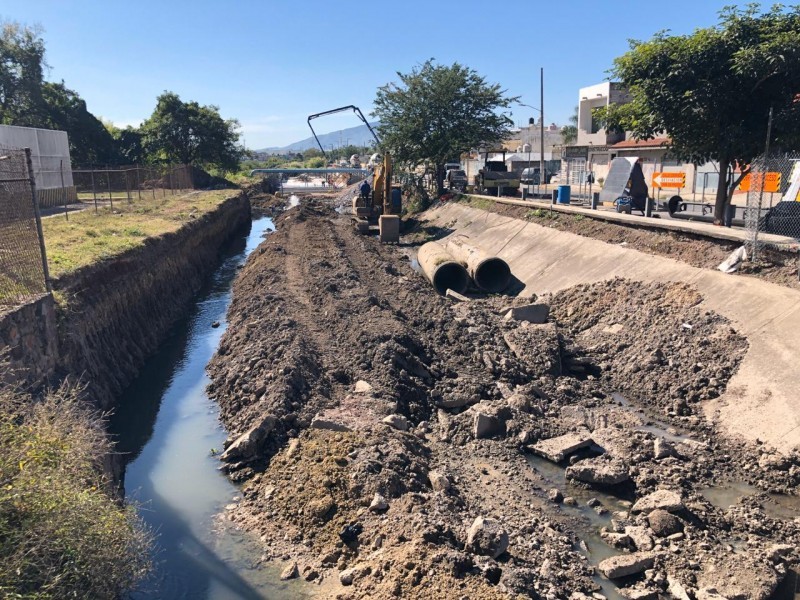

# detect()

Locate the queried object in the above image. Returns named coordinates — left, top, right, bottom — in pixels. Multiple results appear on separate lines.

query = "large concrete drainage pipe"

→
left=443, top=236, right=511, bottom=293
left=417, top=241, right=470, bottom=295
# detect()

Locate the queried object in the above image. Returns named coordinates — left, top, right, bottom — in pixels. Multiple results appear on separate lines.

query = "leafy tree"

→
left=42, top=81, right=119, bottom=165
left=373, top=60, right=518, bottom=193
left=603, top=4, right=800, bottom=223
left=141, top=92, right=243, bottom=171
left=561, top=106, right=578, bottom=146
left=0, top=21, right=47, bottom=126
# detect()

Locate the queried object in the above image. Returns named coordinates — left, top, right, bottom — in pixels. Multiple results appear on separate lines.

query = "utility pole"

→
left=540, top=67, right=545, bottom=194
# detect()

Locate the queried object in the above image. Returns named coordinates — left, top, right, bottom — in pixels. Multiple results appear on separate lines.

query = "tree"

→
left=42, top=81, right=119, bottom=165
left=141, top=92, right=243, bottom=171
left=373, top=60, right=518, bottom=193
left=0, top=21, right=47, bottom=126
left=561, top=106, right=578, bottom=146
left=603, top=4, right=800, bottom=223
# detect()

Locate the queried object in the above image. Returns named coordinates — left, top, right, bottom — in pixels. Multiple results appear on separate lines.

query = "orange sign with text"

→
left=739, top=172, right=782, bottom=193
left=652, top=172, right=685, bottom=189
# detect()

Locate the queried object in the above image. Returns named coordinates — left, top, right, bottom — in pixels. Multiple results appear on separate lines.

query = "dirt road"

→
left=207, top=194, right=799, bottom=599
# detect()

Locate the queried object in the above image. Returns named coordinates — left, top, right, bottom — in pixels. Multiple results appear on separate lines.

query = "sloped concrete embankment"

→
left=422, top=202, right=800, bottom=454
left=1, top=192, right=250, bottom=410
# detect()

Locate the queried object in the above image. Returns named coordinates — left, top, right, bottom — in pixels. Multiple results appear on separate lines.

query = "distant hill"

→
left=258, top=122, right=379, bottom=154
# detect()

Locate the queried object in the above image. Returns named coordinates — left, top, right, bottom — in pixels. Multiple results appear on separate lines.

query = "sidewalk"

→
left=467, top=193, right=800, bottom=252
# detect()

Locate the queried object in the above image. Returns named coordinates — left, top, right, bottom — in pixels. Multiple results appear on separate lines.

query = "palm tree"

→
left=561, top=106, right=578, bottom=145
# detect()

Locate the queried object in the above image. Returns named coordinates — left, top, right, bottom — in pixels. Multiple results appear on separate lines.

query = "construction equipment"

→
left=307, top=105, right=401, bottom=242
left=475, top=149, right=520, bottom=196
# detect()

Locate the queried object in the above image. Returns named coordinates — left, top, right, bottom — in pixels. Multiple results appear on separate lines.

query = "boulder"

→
left=653, top=437, right=676, bottom=460
left=502, top=303, right=550, bottom=324
left=532, top=430, right=594, bottom=463
left=428, top=469, right=451, bottom=493
left=382, top=414, right=409, bottom=431
left=354, top=380, right=373, bottom=394
left=473, top=412, right=503, bottom=439
left=632, top=489, right=684, bottom=514
left=647, top=509, right=683, bottom=537
left=696, top=555, right=780, bottom=600
left=566, top=458, right=630, bottom=485
left=369, top=493, right=389, bottom=513
left=280, top=561, right=299, bottom=580
left=624, top=525, right=655, bottom=551
left=465, top=516, right=509, bottom=559
left=598, top=553, right=655, bottom=579
left=547, top=488, right=563, bottom=503
left=220, top=414, right=276, bottom=461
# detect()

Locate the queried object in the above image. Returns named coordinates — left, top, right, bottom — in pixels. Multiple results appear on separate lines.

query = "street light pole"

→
left=518, top=101, right=542, bottom=196
left=540, top=67, right=545, bottom=195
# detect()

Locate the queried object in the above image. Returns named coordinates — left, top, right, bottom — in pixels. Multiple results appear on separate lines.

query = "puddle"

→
left=611, top=392, right=695, bottom=445
left=699, top=482, right=761, bottom=511
left=526, top=453, right=628, bottom=600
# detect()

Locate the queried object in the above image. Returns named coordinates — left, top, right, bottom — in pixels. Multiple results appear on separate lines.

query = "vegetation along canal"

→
left=109, top=215, right=306, bottom=600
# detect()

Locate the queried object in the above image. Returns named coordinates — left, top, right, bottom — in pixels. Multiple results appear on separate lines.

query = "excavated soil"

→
left=207, top=196, right=800, bottom=600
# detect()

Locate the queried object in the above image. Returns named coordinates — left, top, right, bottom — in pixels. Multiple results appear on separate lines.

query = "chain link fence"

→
left=0, top=149, right=49, bottom=308
left=744, top=153, right=800, bottom=261
left=40, top=164, right=195, bottom=212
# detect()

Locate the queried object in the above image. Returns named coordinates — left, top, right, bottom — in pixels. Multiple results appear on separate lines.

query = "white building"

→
left=0, top=124, right=76, bottom=206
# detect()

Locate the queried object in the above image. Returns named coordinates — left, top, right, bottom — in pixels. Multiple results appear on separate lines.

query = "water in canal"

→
left=109, top=216, right=306, bottom=600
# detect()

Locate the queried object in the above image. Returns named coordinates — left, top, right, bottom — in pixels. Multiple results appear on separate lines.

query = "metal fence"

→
left=36, top=164, right=195, bottom=212
left=0, top=148, right=49, bottom=308
left=744, top=153, right=800, bottom=261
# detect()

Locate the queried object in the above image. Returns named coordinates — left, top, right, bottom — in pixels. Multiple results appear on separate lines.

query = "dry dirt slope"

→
left=206, top=199, right=800, bottom=600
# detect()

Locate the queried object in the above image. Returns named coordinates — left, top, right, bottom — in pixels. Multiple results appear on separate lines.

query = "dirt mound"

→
left=207, top=201, right=800, bottom=599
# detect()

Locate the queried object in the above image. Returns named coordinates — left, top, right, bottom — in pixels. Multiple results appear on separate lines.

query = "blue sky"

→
left=5, top=0, right=753, bottom=149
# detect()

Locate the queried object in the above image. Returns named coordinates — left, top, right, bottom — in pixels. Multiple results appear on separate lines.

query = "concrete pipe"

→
left=417, top=241, right=470, bottom=295
left=443, top=236, right=511, bottom=293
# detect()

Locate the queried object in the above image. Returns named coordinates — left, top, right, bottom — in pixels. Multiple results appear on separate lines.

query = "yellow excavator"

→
left=308, top=105, right=401, bottom=242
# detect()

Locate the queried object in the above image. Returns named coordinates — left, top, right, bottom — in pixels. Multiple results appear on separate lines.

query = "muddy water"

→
left=526, top=454, right=627, bottom=600
left=110, top=217, right=306, bottom=600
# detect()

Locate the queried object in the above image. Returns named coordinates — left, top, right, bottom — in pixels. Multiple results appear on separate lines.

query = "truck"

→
left=474, top=150, right=520, bottom=196
left=445, top=168, right=468, bottom=191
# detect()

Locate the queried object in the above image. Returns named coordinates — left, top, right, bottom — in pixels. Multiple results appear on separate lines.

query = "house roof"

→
left=611, top=137, right=670, bottom=149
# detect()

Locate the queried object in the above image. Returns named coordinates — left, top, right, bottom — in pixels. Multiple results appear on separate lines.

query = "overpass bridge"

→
left=249, top=168, right=370, bottom=177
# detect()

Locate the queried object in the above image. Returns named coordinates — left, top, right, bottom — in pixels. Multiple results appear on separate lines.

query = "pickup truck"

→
left=445, top=169, right=468, bottom=191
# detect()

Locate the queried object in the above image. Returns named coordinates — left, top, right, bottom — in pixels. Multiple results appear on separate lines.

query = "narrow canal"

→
left=109, top=215, right=305, bottom=600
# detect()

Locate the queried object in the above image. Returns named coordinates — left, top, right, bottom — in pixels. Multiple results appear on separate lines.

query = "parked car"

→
left=445, top=169, right=468, bottom=190
left=520, top=167, right=553, bottom=185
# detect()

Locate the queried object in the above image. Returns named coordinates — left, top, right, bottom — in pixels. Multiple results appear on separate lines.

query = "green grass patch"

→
left=42, top=190, right=237, bottom=278
left=0, top=386, right=152, bottom=599
left=466, top=196, right=494, bottom=211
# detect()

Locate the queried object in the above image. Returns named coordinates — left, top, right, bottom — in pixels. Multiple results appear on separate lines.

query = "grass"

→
left=0, top=386, right=152, bottom=599
left=465, top=196, right=494, bottom=211
left=42, top=190, right=238, bottom=278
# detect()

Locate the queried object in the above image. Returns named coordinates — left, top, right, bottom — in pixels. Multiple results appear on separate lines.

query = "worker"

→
left=359, top=179, right=371, bottom=200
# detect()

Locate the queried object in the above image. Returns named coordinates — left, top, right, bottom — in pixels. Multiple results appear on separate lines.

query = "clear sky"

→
left=4, top=0, right=754, bottom=149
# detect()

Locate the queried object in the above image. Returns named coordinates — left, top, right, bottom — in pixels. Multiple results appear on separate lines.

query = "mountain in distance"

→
left=257, top=122, right=380, bottom=154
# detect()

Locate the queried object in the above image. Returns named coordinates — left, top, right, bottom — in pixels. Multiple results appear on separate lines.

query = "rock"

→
left=625, top=525, right=655, bottom=551
left=211, top=321, right=220, bottom=328
left=507, top=392, right=531, bottom=412
left=566, top=458, right=630, bottom=485
left=622, top=587, right=659, bottom=600
left=220, top=414, right=276, bottom=461
left=668, top=575, right=692, bottom=600
left=647, top=509, right=683, bottom=537
left=601, top=531, right=633, bottom=549
left=382, top=414, right=409, bottom=431
left=307, top=496, right=336, bottom=522
left=547, top=488, right=563, bottom=503
left=632, top=489, right=684, bottom=514
left=338, top=522, right=363, bottom=544
left=339, top=568, right=357, bottom=586
left=532, top=430, right=594, bottom=462
left=473, top=412, right=503, bottom=439
left=372, top=534, right=384, bottom=550
left=653, top=437, right=675, bottom=459
left=436, top=395, right=473, bottom=409
left=502, top=303, right=550, bottom=324
left=369, top=493, right=388, bottom=512
left=465, top=516, right=509, bottom=559
left=697, top=556, right=780, bottom=600
left=563, top=496, right=578, bottom=506
left=598, top=553, right=655, bottom=579
left=310, top=415, right=351, bottom=432
left=354, top=380, right=373, bottom=394
left=429, top=469, right=451, bottom=493
left=285, top=438, right=300, bottom=458
left=446, top=289, right=470, bottom=302
left=280, top=561, right=299, bottom=580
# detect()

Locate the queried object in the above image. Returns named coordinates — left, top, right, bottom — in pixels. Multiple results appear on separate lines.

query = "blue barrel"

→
left=557, top=185, right=571, bottom=204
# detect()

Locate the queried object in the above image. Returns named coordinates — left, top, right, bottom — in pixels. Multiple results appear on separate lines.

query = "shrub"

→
left=0, top=386, right=152, bottom=599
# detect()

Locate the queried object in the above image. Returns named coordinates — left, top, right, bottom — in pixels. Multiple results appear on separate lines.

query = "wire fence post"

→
left=135, top=167, right=141, bottom=201
left=125, top=169, right=131, bottom=203
left=60, top=159, right=69, bottom=221
left=106, top=169, right=114, bottom=210
left=25, top=148, right=51, bottom=293
left=90, top=164, right=98, bottom=212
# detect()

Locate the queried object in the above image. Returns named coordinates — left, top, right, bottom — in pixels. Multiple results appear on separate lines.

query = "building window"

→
left=590, top=107, right=603, bottom=134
